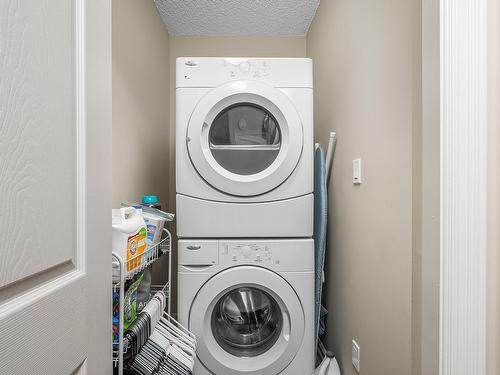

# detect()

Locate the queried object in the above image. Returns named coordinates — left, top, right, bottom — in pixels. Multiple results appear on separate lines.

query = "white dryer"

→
left=177, top=239, right=315, bottom=375
left=176, top=57, right=313, bottom=238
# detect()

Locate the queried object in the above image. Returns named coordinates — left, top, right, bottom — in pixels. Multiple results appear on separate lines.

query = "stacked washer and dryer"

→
left=176, top=57, right=315, bottom=375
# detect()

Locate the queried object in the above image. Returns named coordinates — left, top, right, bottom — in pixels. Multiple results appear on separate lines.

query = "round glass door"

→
left=211, top=287, right=282, bottom=357
left=186, top=81, right=304, bottom=196
left=189, top=266, right=305, bottom=375
left=209, top=104, right=281, bottom=175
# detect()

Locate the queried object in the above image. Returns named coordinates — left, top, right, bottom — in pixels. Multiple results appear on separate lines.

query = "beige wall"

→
left=112, top=0, right=170, bottom=208
left=307, top=1, right=416, bottom=374
left=112, top=0, right=171, bottom=283
left=412, top=0, right=440, bottom=374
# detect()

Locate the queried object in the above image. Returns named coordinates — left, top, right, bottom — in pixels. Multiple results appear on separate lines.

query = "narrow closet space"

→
left=111, top=1, right=188, bottom=373
left=111, top=0, right=422, bottom=374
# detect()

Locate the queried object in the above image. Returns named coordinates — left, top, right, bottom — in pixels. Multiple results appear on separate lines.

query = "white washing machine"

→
left=177, top=239, right=315, bottom=375
left=176, top=57, right=313, bottom=238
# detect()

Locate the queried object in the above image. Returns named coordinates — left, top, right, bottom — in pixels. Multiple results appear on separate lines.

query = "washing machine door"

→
left=186, top=81, right=304, bottom=196
left=189, top=266, right=305, bottom=375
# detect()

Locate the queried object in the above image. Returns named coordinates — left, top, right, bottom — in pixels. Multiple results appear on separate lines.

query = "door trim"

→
left=439, top=0, right=488, bottom=373
left=84, top=0, right=112, bottom=372
left=76, top=0, right=86, bottom=273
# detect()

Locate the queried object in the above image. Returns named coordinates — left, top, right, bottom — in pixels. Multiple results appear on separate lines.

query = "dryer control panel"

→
left=176, top=57, right=313, bottom=89
left=222, top=58, right=270, bottom=80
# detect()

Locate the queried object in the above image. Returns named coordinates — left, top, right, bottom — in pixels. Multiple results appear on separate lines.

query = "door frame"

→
left=438, top=0, right=491, bottom=373
left=84, top=0, right=112, bottom=373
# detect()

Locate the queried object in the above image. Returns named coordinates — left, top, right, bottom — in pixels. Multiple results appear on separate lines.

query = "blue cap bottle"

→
left=141, top=195, right=161, bottom=210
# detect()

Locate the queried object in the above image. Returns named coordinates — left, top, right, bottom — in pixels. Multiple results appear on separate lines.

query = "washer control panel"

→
left=177, top=239, right=313, bottom=271
left=220, top=242, right=276, bottom=265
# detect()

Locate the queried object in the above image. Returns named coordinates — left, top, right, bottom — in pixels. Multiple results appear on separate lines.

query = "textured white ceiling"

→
left=154, top=0, right=320, bottom=36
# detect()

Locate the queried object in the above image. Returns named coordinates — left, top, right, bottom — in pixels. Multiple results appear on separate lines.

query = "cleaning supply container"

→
left=141, top=195, right=167, bottom=246
left=112, top=207, right=147, bottom=274
left=143, top=211, right=167, bottom=246
left=141, top=195, right=162, bottom=210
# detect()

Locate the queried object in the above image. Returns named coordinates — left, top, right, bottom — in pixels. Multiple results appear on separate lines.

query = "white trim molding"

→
left=440, top=0, right=488, bottom=374
left=75, top=0, right=86, bottom=273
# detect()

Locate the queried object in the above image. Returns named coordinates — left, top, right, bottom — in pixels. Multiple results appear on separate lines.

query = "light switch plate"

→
left=352, top=339, right=361, bottom=372
left=353, top=158, right=362, bottom=184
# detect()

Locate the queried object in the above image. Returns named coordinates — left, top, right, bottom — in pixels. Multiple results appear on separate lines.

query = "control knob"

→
left=241, top=245, right=252, bottom=258
left=239, top=61, right=250, bottom=72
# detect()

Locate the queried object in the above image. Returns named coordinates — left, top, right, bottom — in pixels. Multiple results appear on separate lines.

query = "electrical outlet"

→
left=352, top=339, right=361, bottom=372
left=353, top=158, right=362, bottom=184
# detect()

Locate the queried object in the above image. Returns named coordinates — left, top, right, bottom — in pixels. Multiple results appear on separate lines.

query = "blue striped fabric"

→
left=314, top=145, right=328, bottom=350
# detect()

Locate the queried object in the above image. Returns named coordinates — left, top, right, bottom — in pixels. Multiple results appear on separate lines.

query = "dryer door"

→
left=189, top=266, right=305, bottom=375
left=186, top=81, right=304, bottom=196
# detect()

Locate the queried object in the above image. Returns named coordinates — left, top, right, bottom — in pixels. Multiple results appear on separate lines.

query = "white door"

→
left=189, top=266, right=305, bottom=375
left=187, top=81, right=304, bottom=196
left=0, top=1, right=111, bottom=374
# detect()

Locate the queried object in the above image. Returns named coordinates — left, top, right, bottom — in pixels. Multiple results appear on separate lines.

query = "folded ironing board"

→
left=314, top=145, right=328, bottom=350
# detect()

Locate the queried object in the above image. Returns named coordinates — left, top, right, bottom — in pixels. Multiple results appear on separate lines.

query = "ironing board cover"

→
left=314, top=145, right=328, bottom=349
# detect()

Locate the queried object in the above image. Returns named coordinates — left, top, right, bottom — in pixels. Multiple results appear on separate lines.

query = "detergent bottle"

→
left=112, top=207, right=147, bottom=274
